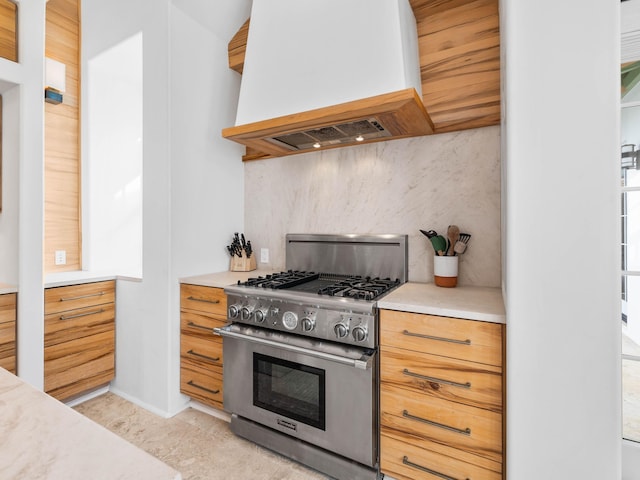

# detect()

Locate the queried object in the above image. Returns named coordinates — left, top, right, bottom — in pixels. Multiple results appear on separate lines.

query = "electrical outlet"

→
left=55, top=250, right=66, bottom=265
left=260, top=248, right=269, bottom=264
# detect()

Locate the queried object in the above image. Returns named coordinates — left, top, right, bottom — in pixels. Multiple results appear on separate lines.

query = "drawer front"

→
left=180, top=358, right=223, bottom=409
left=381, top=433, right=502, bottom=480
left=44, top=330, right=115, bottom=400
left=0, top=293, right=17, bottom=323
left=45, top=281, right=115, bottom=315
left=380, top=309, right=503, bottom=366
left=381, top=345, right=502, bottom=412
left=180, top=310, right=227, bottom=337
left=380, top=384, right=502, bottom=463
left=0, top=319, right=16, bottom=373
left=0, top=354, right=16, bottom=374
left=180, top=284, right=227, bottom=317
left=181, top=333, right=223, bottom=367
left=45, top=303, right=115, bottom=347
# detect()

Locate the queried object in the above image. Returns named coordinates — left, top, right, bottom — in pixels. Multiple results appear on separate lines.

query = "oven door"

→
left=217, top=323, right=377, bottom=467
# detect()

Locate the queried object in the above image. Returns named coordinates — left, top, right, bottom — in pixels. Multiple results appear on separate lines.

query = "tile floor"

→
left=73, top=393, right=329, bottom=480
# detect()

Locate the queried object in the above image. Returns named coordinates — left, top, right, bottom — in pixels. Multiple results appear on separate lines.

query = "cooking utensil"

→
left=453, top=241, right=467, bottom=255
left=420, top=229, right=438, bottom=239
left=431, top=235, right=447, bottom=256
left=453, top=232, right=471, bottom=255
left=446, top=225, right=460, bottom=256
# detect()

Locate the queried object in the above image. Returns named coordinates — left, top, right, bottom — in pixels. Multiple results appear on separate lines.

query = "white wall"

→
left=502, top=1, right=621, bottom=479
left=85, top=33, right=143, bottom=276
left=82, top=0, right=249, bottom=414
left=0, top=85, right=19, bottom=284
left=15, top=0, right=46, bottom=389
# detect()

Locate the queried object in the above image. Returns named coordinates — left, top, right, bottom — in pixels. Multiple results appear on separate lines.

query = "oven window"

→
left=253, top=353, right=326, bottom=430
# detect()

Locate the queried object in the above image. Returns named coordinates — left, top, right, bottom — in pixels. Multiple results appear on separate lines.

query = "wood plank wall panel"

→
left=44, top=0, right=81, bottom=273
left=410, top=0, right=500, bottom=133
left=0, top=0, right=17, bottom=62
left=228, top=19, right=250, bottom=74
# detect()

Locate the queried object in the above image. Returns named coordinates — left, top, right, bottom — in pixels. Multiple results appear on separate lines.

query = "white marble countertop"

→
left=0, top=282, right=17, bottom=295
left=44, top=270, right=135, bottom=288
left=179, top=269, right=273, bottom=289
left=378, top=282, right=506, bottom=324
left=0, top=368, right=181, bottom=480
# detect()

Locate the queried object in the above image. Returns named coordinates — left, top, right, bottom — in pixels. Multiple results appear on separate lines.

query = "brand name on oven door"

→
left=277, top=418, right=297, bottom=431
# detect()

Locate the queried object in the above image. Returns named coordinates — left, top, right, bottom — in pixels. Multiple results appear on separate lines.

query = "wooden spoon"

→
left=447, top=225, right=460, bottom=256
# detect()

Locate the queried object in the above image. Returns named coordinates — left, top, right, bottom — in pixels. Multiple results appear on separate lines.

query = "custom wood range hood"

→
left=223, top=0, right=500, bottom=161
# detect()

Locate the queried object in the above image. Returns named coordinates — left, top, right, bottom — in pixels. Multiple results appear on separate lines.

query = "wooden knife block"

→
left=230, top=254, right=256, bottom=272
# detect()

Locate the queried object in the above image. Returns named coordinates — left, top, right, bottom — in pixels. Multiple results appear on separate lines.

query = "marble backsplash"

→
left=244, top=125, right=501, bottom=287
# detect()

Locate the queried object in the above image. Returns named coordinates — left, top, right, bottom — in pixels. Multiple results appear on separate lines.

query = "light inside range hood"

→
left=267, top=118, right=391, bottom=151
left=223, top=0, right=433, bottom=160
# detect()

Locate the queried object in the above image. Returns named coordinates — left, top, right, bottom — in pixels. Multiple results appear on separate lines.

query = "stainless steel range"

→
left=216, top=234, right=407, bottom=480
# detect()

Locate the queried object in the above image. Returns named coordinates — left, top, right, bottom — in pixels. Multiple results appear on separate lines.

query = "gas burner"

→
left=318, top=276, right=400, bottom=301
left=240, top=270, right=319, bottom=289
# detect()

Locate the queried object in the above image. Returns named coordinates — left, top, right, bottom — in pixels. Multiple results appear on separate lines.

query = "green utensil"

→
left=430, top=235, right=447, bottom=256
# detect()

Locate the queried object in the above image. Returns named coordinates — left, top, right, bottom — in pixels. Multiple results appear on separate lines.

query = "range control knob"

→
left=301, top=316, right=315, bottom=332
left=240, top=305, right=254, bottom=321
left=352, top=326, right=367, bottom=342
left=334, top=323, right=349, bottom=338
left=254, top=307, right=268, bottom=323
left=228, top=304, right=242, bottom=319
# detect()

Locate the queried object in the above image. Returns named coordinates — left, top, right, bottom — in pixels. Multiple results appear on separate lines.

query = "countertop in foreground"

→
left=378, top=282, right=505, bottom=324
left=0, top=368, right=181, bottom=480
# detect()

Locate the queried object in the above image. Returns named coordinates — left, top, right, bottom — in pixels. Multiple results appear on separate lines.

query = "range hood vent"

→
left=222, top=0, right=433, bottom=160
left=222, top=88, right=433, bottom=160
left=267, top=118, right=391, bottom=151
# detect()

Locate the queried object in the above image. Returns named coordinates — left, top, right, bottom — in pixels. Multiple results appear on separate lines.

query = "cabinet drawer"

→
left=45, top=281, right=115, bottom=315
left=381, top=345, right=502, bottom=412
left=381, top=433, right=501, bottom=480
left=45, top=303, right=115, bottom=347
left=0, top=355, right=16, bottom=373
left=180, top=284, right=227, bottom=317
left=180, top=310, right=227, bottom=337
left=181, top=334, right=223, bottom=367
left=180, top=359, right=223, bottom=409
left=0, top=293, right=16, bottom=323
left=381, top=384, right=502, bottom=463
left=380, top=309, right=503, bottom=366
left=44, top=330, right=115, bottom=400
left=0, top=319, right=16, bottom=373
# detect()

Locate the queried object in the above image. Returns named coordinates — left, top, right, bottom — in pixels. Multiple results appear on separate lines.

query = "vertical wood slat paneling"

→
left=411, top=0, right=501, bottom=132
left=44, top=0, right=81, bottom=273
left=0, top=0, right=17, bottom=62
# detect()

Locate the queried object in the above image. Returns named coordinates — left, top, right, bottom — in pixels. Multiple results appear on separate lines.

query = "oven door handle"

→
left=214, top=326, right=374, bottom=370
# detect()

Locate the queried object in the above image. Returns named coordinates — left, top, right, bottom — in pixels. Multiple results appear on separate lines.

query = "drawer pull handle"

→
left=402, top=368, right=471, bottom=389
left=59, top=291, right=106, bottom=302
left=402, top=456, right=468, bottom=480
left=187, top=296, right=220, bottom=305
left=60, top=308, right=105, bottom=321
left=187, top=380, right=220, bottom=395
left=187, top=349, right=220, bottom=362
left=187, top=321, right=215, bottom=332
left=402, top=409, right=471, bottom=436
left=402, top=329, right=471, bottom=346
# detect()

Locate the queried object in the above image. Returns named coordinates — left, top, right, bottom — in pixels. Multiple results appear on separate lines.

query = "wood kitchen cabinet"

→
left=180, top=283, right=226, bottom=409
left=379, top=309, right=505, bottom=480
left=0, top=293, right=17, bottom=373
left=44, top=280, right=115, bottom=401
